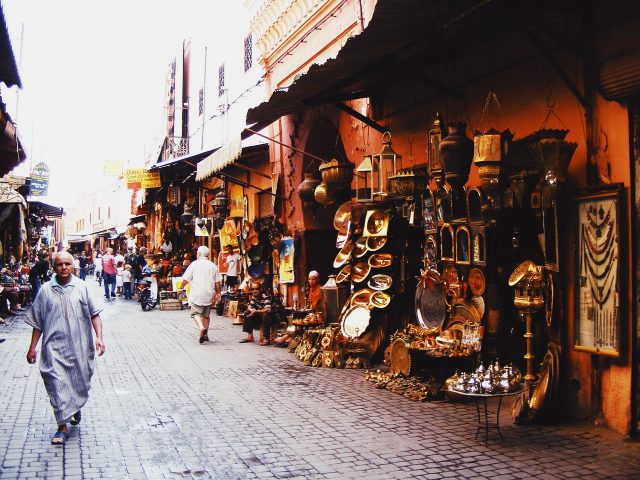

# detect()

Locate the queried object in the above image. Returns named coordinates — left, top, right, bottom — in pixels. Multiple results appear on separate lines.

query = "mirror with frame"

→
left=455, top=226, right=471, bottom=265
left=467, top=187, right=483, bottom=223
left=440, top=223, right=455, bottom=262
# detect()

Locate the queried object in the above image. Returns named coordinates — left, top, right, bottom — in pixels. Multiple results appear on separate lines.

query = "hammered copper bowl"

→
left=354, top=237, right=369, bottom=258
left=368, top=253, right=393, bottom=268
left=336, top=264, right=351, bottom=284
left=370, top=291, right=391, bottom=309
left=368, top=274, right=392, bottom=291
left=334, top=201, right=353, bottom=232
left=351, top=261, right=371, bottom=283
left=333, top=241, right=354, bottom=268
left=364, top=210, right=389, bottom=236
left=366, top=236, right=387, bottom=252
left=351, top=288, right=375, bottom=307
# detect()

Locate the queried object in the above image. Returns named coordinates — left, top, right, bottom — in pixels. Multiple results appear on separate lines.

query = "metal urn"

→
left=439, top=122, right=473, bottom=220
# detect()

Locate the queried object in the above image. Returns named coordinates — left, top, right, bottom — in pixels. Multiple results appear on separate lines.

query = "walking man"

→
left=78, top=251, right=88, bottom=281
left=25, top=251, right=105, bottom=445
left=102, top=248, right=117, bottom=298
left=181, top=246, right=222, bottom=344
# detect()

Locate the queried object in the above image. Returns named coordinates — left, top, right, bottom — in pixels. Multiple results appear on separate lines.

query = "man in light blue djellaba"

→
left=25, top=251, right=105, bottom=445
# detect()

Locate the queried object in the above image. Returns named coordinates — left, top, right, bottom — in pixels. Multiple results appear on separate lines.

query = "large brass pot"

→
left=319, top=159, right=354, bottom=188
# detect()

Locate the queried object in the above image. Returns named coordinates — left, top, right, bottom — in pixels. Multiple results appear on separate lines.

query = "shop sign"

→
left=0, top=182, right=26, bottom=206
left=29, top=162, right=50, bottom=197
left=194, top=218, right=212, bottom=237
left=125, top=169, right=161, bottom=189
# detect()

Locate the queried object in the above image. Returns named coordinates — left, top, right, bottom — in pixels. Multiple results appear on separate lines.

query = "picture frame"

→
left=574, top=183, right=624, bottom=358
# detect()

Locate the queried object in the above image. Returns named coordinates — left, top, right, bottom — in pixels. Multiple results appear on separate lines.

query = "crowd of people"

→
left=10, top=237, right=324, bottom=447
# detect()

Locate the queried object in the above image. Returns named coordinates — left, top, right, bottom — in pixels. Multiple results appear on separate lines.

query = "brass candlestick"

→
left=508, top=260, right=545, bottom=400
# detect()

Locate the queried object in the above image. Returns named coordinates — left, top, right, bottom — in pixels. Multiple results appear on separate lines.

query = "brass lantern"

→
left=427, top=113, right=445, bottom=188
left=356, top=155, right=377, bottom=203
left=371, top=132, right=401, bottom=197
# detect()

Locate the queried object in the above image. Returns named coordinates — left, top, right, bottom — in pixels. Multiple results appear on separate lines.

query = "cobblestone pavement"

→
left=1, top=280, right=640, bottom=479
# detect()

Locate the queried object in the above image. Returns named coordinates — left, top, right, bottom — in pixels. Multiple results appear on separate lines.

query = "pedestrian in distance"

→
left=93, top=251, right=103, bottom=286
left=180, top=246, right=222, bottom=344
left=101, top=248, right=118, bottom=298
left=25, top=251, right=105, bottom=445
left=73, top=254, right=80, bottom=277
left=121, top=264, right=133, bottom=299
left=78, top=251, right=88, bottom=281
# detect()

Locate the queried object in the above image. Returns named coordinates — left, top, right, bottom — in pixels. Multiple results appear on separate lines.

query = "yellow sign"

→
left=125, top=169, right=161, bottom=189
left=103, top=161, right=123, bottom=176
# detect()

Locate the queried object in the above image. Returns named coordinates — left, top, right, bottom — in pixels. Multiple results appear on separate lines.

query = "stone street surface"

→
left=1, top=280, right=640, bottom=480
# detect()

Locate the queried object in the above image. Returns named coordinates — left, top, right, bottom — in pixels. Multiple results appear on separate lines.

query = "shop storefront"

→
left=245, top=0, right=640, bottom=435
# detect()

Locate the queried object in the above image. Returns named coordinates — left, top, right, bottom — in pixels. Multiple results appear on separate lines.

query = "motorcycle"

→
left=138, top=271, right=160, bottom=311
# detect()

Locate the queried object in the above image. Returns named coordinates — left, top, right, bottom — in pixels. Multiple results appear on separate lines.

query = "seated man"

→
left=0, top=268, right=23, bottom=315
left=275, top=271, right=321, bottom=347
left=239, top=282, right=273, bottom=346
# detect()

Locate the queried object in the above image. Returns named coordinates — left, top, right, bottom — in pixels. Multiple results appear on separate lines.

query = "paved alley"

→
left=1, top=280, right=640, bottom=479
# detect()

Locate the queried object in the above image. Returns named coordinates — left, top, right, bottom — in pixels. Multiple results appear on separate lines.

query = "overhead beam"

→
left=333, top=102, right=387, bottom=133
left=523, top=23, right=588, bottom=108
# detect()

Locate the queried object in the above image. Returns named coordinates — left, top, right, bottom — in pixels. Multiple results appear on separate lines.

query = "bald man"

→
left=25, top=251, right=105, bottom=445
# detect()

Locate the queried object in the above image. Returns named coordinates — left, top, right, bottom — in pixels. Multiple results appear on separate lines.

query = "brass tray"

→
left=368, top=253, right=393, bottom=268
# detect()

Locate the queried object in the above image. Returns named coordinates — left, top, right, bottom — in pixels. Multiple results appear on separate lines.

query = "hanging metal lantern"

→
left=356, top=154, right=376, bottom=203
left=427, top=113, right=445, bottom=188
left=181, top=203, right=195, bottom=225
left=371, top=132, right=401, bottom=196
left=212, top=189, right=229, bottom=215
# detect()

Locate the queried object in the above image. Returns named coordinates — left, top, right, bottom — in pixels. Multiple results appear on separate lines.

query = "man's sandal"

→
left=69, top=411, right=81, bottom=426
left=51, top=430, right=69, bottom=445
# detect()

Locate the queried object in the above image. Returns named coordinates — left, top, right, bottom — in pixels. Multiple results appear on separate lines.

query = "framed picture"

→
left=574, top=183, right=624, bottom=357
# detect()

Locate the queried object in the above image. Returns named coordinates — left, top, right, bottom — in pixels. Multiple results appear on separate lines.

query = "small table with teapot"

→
left=447, top=388, right=525, bottom=445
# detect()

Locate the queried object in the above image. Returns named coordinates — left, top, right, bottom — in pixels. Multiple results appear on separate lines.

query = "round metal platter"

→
left=446, top=301, right=481, bottom=328
left=529, top=355, right=551, bottom=414
left=470, top=295, right=485, bottom=318
left=366, top=236, right=388, bottom=252
left=414, top=281, right=447, bottom=329
left=334, top=201, right=353, bottom=232
left=351, top=288, right=375, bottom=307
left=370, top=290, right=391, bottom=309
left=340, top=305, right=371, bottom=338
left=368, top=253, right=393, bottom=268
left=354, top=237, right=369, bottom=258
left=368, top=274, right=392, bottom=291
left=508, top=259, right=536, bottom=287
left=333, top=241, right=354, bottom=268
left=364, top=210, right=389, bottom=237
left=335, top=264, right=351, bottom=284
left=351, top=261, right=371, bottom=283
left=468, top=267, right=486, bottom=296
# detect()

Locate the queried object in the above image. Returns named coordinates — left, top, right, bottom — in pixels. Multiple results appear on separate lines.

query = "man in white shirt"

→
left=160, top=236, right=173, bottom=258
left=224, top=245, right=242, bottom=292
left=181, top=246, right=222, bottom=344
